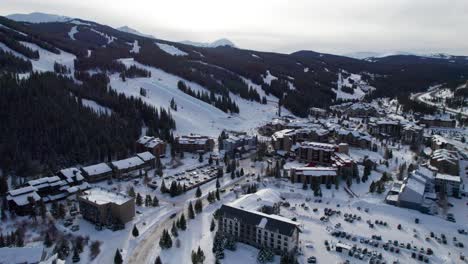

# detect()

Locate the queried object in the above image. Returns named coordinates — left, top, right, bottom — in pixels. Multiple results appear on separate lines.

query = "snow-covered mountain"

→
left=344, top=51, right=459, bottom=60
left=343, top=51, right=415, bottom=60
left=6, top=12, right=71, bottom=23
left=116, top=26, right=155, bottom=39
left=180, top=38, right=236, bottom=48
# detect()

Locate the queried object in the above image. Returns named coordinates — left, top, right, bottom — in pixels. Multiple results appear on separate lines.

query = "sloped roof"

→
left=219, top=204, right=299, bottom=236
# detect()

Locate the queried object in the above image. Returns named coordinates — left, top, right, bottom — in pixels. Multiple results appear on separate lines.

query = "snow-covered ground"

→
left=333, top=72, right=375, bottom=101
left=68, top=26, right=78, bottom=40
left=109, top=58, right=289, bottom=137
left=155, top=42, right=188, bottom=56
left=129, top=40, right=140, bottom=54
left=20, top=41, right=76, bottom=74
left=263, top=70, right=278, bottom=85
left=90, top=29, right=116, bottom=45
left=81, top=98, right=112, bottom=116
left=0, top=40, right=75, bottom=76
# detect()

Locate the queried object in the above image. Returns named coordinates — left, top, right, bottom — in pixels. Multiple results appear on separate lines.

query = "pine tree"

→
left=216, top=178, right=220, bottom=188
left=0, top=177, right=8, bottom=196
left=114, top=249, right=123, bottom=264
left=154, top=256, right=162, bottom=264
left=169, top=181, right=179, bottom=197
left=215, top=188, right=220, bottom=200
left=188, top=202, right=195, bottom=219
left=0, top=233, right=5, bottom=248
left=132, top=225, right=139, bottom=237
left=198, top=153, right=203, bottom=163
left=171, top=222, right=178, bottom=237
left=128, top=187, right=136, bottom=197
left=197, top=247, right=205, bottom=263
left=159, top=229, right=173, bottom=249
left=160, top=180, right=168, bottom=193
left=195, top=199, right=203, bottom=214
left=195, top=186, right=202, bottom=198
left=179, top=214, right=187, bottom=230
left=44, top=232, right=52, bottom=247
left=58, top=203, right=66, bottom=219
left=369, top=181, right=376, bottom=193
left=38, top=200, right=47, bottom=221
left=136, top=193, right=143, bottom=206
left=152, top=195, right=159, bottom=207
left=210, top=218, right=216, bottom=232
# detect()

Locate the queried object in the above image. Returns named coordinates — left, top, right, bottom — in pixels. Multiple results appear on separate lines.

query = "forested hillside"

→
left=0, top=72, right=175, bottom=176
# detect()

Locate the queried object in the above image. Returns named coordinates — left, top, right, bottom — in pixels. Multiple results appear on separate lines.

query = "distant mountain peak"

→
left=180, top=38, right=236, bottom=48
left=344, top=51, right=460, bottom=60
left=6, top=12, right=72, bottom=23
left=116, top=26, right=155, bottom=39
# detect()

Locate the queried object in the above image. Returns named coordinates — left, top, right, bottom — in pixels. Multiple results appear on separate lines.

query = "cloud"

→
left=1, top=0, right=467, bottom=55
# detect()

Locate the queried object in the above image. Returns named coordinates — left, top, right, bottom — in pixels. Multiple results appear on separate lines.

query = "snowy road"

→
left=127, top=158, right=257, bottom=264
left=412, top=89, right=468, bottom=117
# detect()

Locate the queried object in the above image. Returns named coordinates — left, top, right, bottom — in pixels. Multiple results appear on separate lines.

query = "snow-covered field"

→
left=0, top=40, right=76, bottom=75
left=155, top=42, right=188, bottom=56
left=333, top=72, right=375, bottom=101
left=109, top=58, right=288, bottom=137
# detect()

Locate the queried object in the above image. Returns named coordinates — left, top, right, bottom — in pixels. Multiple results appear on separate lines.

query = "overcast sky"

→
left=1, top=0, right=468, bottom=55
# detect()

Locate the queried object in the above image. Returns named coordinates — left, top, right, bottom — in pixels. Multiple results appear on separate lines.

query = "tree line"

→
left=0, top=72, right=175, bottom=177
left=177, top=80, right=239, bottom=113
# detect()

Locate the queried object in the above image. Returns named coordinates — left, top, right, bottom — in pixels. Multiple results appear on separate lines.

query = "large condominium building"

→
left=175, top=134, right=215, bottom=153
left=218, top=204, right=300, bottom=254
left=295, top=141, right=336, bottom=165
left=136, top=136, right=166, bottom=157
left=78, top=188, right=135, bottom=225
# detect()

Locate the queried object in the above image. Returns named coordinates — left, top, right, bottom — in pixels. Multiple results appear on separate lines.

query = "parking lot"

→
left=264, top=183, right=468, bottom=264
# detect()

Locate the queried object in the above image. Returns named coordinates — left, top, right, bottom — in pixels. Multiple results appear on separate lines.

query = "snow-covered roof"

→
left=7, top=186, right=41, bottom=206
left=421, top=114, right=453, bottom=122
left=177, top=134, right=212, bottom=145
left=293, top=167, right=337, bottom=176
left=272, top=129, right=295, bottom=140
left=431, top=149, right=458, bottom=164
left=66, top=182, right=90, bottom=194
left=219, top=204, right=299, bottom=236
left=136, top=151, right=155, bottom=162
left=297, top=141, right=336, bottom=151
left=228, top=189, right=281, bottom=211
left=414, top=166, right=436, bottom=180
left=137, top=136, right=165, bottom=148
left=28, top=176, right=62, bottom=189
left=59, top=167, right=84, bottom=181
left=0, top=247, right=44, bottom=263
left=81, top=162, right=112, bottom=176
left=435, top=173, right=461, bottom=183
left=8, top=185, right=37, bottom=196
left=80, top=188, right=132, bottom=205
left=399, top=176, right=426, bottom=204
left=111, top=156, right=145, bottom=170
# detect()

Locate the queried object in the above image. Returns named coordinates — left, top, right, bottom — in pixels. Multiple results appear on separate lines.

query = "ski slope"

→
left=20, top=41, right=76, bottom=74
left=109, top=58, right=289, bottom=137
